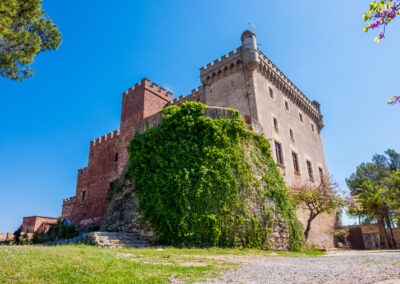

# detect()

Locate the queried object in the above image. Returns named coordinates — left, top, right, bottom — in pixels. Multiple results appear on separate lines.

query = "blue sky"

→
left=1, top=0, right=399, bottom=233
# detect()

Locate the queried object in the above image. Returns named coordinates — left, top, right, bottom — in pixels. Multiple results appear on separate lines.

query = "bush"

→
left=30, top=219, right=79, bottom=244
left=126, top=102, right=304, bottom=250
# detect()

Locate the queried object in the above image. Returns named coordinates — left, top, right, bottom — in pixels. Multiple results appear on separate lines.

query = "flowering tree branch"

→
left=363, top=1, right=400, bottom=105
left=363, top=0, right=400, bottom=42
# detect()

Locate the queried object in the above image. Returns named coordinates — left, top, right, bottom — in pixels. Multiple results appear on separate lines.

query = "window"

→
left=289, top=129, right=294, bottom=141
left=273, top=117, right=279, bottom=129
left=299, top=113, right=303, bottom=122
left=81, top=190, right=86, bottom=202
left=285, top=101, right=290, bottom=111
left=114, top=152, right=119, bottom=162
left=306, top=160, right=314, bottom=180
left=269, top=87, right=274, bottom=99
left=311, top=123, right=315, bottom=132
left=319, top=167, right=324, bottom=182
left=275, top=142, right=283, bottom=165
left=292, top=152, right=299, bottom=173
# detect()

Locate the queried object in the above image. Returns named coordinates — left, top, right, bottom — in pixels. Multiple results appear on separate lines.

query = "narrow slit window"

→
left=273, top=117, right=279, bottom=129
left=289, top=129, right=294, bottom=140
left=269, top=87, right=274, bottom=99
left=319, top=167, right=324, bottom=182
left=311, top=123, right=315, bottom=132
left=299, top=113, right=303, bottom=122
left=285, top=101, right=289, bottom=111
left=81, top=190, right=86, bottom=202
left=292, top=152, right=299, bottom=173
left=114, top=152, right=119, bottom=162
left=306, top=160, right=313, bottom=180
left=275, top=142, right=283, bottom=165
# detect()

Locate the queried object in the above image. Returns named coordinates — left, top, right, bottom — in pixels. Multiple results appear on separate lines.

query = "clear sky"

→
left=1, top=0, right=399, bottom=233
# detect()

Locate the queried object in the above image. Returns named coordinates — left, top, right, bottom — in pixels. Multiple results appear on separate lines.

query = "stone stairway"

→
left=85, top=232, right=152, bottom=248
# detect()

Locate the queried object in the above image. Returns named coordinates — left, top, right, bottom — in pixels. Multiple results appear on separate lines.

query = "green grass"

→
left=0, top=245, right=324, bottom=283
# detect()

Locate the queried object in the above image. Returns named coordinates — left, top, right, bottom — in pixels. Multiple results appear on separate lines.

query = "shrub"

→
left=126, top=102, right=304, bottom=250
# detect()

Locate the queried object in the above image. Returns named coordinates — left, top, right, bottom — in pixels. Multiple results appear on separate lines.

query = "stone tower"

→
left=241, top=30, right=259, bottom=70
left=171, top=30, right=333, bottom=248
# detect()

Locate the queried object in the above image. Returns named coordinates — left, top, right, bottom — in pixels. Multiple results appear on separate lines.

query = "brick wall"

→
left=21, top=216, right=58, bottom=235
left=6, top=233, right=14, bottom=241
left=62, top=78, right=172, bottom=227
left=60, top=31, right=334, bottom=249
left=0, top=233, right=4, bottom=241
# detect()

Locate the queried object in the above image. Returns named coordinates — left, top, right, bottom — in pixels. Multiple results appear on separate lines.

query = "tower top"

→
left=241, top=30, right=256, bottom=42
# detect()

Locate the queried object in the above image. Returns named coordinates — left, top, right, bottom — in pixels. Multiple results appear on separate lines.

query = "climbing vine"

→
left=127, top=102, right=304, bottom=250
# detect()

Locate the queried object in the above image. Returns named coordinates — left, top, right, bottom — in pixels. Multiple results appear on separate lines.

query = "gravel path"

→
left=203, top=251, right=400, bottom=284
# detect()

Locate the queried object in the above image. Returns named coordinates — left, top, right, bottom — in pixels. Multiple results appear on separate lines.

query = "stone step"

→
left=85, top=232, right=152, bottom=248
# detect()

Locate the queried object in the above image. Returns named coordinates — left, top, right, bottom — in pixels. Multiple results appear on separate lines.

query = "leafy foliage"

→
left=382, top=169, right=400, bottom=226
left=30, top=218, right=79, bottom=244
left=0, top=0, right=61, bottom=81
left=363, top=0, right=400, bottom=42
left=346, top=149, right=400, bottom=224
left=362, top=1, right=400, bottom=104
left=126, top=102, right=304, bottom=250
left=289, top=176, right=344, bottom=240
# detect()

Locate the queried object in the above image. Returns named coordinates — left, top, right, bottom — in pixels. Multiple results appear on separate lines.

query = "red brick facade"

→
left=61, top=78, right=172, bottom=227
left=2, top=216, right=58, bottom=240
left=21, top=216, right=58, bottom=235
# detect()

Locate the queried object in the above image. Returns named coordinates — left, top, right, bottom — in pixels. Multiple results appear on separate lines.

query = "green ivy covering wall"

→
left=126, top=102, right=304, bottom=250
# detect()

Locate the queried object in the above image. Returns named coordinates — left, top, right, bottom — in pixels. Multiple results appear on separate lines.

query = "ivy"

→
left=126, top=102, right=304, bottom=250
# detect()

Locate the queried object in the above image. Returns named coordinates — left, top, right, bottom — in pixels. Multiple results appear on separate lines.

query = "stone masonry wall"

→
left=102, top=106, right=292, bottom=250
left=62, top=78, right=173, bottom=227
left=21, top=216, right=58, bottom=235
left=61, top=31, right=334, bottom=248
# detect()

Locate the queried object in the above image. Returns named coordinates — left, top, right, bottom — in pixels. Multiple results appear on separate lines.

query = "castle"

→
left=61, top=30, right=335, bottom=248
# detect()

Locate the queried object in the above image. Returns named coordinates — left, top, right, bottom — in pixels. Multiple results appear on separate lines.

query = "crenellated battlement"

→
left=200, top=48, right=243, bottom=84
left=78, top=167, right=88, bottom=176
left=122, top=78, right=173, bottom=101
left=171, top=86, right=205, bottom=106
left=136, top=106, right=237, bottom=134
left=63, top=196, right=76, bottom=204
left=257, top=50, right=324, bottom=129
left=91, top=129, right=120, bottom=147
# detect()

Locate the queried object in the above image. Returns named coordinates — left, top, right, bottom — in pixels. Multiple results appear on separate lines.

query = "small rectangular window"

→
left=273, top=117, right=278, bottom=129
left=299, top=113, right=303, bottom=122
left=319, top=167, right=324, bottom=182
left=289, top=129, right=294, bottom=140
left=292, top=152, right=299, bottom=173
left=269, top=87, right=274, bottom=99
left=311, top=124, right=315, bottom=132
left=275, top=142, right=283, bottom=165
left=285, top=101, right=289, bottom=111
left=306, top=160, right=313, bottom=180
left=114, top=153, right=119, bottom=162
left=81, top=190, right=86, bottom=202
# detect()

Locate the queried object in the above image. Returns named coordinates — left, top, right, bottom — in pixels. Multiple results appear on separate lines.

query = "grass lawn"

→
left=0, top=245, right=324, bottom=283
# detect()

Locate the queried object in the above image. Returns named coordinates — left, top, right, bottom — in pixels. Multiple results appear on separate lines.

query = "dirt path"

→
left=200, top=251, right=400, bottom=284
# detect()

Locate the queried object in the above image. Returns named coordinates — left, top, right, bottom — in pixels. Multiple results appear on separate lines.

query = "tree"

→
left=382, top=169, right=400, bottom=226
left=354, top=180, right=391, bottom=248
left=0, top=0, right=61, bottom=81
left=346, top=149, right=400, bottom=224
left=346, top=195, right=366, bottom=225
left=363, top=0, right=400, bottom=42
left=346, top=149, right=400, bottom=195
left=362, top=1, right=400, bottom=104
left=289, top=176, right=344, bottom=240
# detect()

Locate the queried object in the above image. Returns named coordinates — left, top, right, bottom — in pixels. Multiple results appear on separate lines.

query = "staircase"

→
left=85, top=232, right=152, bottom=248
